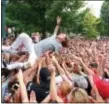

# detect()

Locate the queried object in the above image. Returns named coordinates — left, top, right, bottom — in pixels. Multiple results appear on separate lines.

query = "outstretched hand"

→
left=57, top=16, right=61, bottom=24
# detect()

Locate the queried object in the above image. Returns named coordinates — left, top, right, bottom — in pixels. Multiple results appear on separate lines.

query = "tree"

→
left=81, top=8, right=99, bottom=39
left=6, top=0, right=84, bottom=38
left=100, top=1, right=109, bottom=36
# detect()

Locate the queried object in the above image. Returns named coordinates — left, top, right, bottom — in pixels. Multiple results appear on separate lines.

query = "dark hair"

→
left=2, top=68, right=11, bottom=78
left=61, top=36, right=69, bottom=47
left=89, top=63, right=98, bottom=68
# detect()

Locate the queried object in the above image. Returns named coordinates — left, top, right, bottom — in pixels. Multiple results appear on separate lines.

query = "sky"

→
left=85, top=1, right=104, bottom=18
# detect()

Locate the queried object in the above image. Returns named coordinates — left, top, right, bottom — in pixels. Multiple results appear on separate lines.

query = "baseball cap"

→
left=72, top=74, right=88, bottom=89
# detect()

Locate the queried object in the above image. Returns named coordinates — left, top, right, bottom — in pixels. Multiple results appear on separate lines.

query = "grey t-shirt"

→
left=34, top=35, right=62, bottom=57
left=72, top=73, right=88, bottom=89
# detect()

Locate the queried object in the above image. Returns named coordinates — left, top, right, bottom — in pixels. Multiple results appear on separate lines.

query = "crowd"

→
left=1, top=17, right=109, bottom=103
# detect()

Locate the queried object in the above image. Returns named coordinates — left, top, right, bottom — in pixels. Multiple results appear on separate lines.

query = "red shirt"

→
left=93, top=75, right=109, bottom=99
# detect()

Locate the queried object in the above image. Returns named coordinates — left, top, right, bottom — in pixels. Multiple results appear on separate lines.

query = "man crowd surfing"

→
left=1, top=16, right=109, bottom=103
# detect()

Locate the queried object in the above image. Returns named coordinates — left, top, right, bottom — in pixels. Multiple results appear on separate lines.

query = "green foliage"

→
left=6, top=0, right=101, bottom=38
left=82, top=9, right=99, bottom=38
left=100, top=1, right=109, bottom=36
left=6, top=0, right=84, bottom=37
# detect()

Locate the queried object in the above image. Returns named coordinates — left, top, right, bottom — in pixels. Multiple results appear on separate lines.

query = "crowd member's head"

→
left=89, top=63, right=98, bottom=73
left=56, top=33, right=69, bottom=47
left=31, top=32, right=40, bottom=43
left=58, top=81, right=72, bottom=97
left=69, top=88, right=89, bottom=103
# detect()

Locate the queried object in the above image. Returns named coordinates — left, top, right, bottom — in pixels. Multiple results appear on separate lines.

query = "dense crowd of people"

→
left=1, top=17, right=109, bottom=103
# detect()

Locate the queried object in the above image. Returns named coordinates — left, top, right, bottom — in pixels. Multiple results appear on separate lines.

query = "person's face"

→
left=58, top=33, right=66, bottom=42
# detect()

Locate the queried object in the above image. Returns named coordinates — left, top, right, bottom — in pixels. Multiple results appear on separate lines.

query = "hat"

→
left=72, top=75, right=88, bottom=89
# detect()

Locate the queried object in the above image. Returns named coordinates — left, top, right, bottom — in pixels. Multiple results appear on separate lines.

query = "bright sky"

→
left=86, top=1, right=104, bottom=18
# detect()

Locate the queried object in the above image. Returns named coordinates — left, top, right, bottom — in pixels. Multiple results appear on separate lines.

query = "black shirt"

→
left=27, top=81, right=49, bottom=103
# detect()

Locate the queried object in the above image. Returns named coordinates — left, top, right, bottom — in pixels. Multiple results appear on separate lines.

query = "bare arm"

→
left=72, top=55, right=94, bottom=76
left=29, top=91, right=37, bottom=103
left=61, top=61, right=73, bottom=82
left=49, top=65, right=63, bottom=103
left=37, top=58, right=43, bottom=84
left=88, top=75, right=104, bottom=102
left=97, top=54, right=105, bottom=76
left=52, top=56, right=72, bottom=85
left=17, top=69, right=29, bottom=103
left=92, top=45, right=104, bottom=76
left=53, top=16, right=61, bottom=36
left=17, top=55, right=28, bottom=62
left=23, top=60, right=38, bottom=85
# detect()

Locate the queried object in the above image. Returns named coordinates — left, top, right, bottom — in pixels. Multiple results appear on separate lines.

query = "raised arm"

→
left=53, top=16, right=61, bottom=36
left=52, top=56, right=65, bottom=75
left=17, top=69, right=29, bottom=103
left=92, top=44, right=104, bottom=76
left=88, top=75, right=104, bottom=102
left=72, top=55, right=94, bottom=76
left=49, top=64, right=63, bottom=103
left=61, top=61, right=73, bottom=82
left=37, top=58, right=43, bottom=84
left=23, top=59, right=39, bottom=85
left=97, top=54, right=105, bottom=76
left=52, top=56, right=72, bottom=85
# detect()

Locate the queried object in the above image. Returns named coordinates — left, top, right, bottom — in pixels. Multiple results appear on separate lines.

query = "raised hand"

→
left=57, top=16, right=61, bottom=25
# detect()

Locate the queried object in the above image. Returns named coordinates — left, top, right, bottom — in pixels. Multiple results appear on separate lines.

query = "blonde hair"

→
left=71, top=88, right=89, bottom=103
left=60, top=81, right=72, bottom=96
